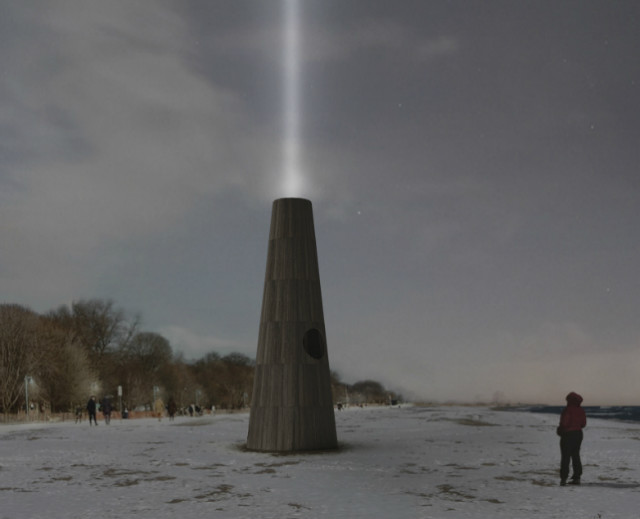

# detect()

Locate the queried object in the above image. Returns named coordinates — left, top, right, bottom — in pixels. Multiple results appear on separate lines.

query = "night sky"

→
left=2, top=1, right=639, bottom=404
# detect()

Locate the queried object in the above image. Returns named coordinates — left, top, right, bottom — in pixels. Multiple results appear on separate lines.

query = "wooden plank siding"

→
left=246, top=198, right=338, bottom=452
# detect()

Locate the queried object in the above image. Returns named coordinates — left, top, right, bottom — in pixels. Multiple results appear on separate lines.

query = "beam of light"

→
left=282, top=0, right=302, bottom=197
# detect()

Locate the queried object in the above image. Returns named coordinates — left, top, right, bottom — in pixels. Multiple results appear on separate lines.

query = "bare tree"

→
left=36, top=318, right=96, bottom=412
left=48, top=299, right=139, bottom=391
left=192, top=353, right=254, bottom=409
left=70, top=299, right=138, bottom=358
left=117, top=332, right=173, bottom=409
left=0, top=305, right=40, bottom=415
left=159, top=353, right=196, bottom=412
left=221, top=353, right=254, bottom=408
left=350, top=380, right=388, bottom=404
left=330, top=370, right=347, bottom=405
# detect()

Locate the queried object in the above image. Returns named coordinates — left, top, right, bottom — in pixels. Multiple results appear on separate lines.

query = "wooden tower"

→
left=247, top=198, right=337, bottom=452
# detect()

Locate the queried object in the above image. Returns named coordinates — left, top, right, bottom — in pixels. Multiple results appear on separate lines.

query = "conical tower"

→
left=247, top=198, right=337, bottom=452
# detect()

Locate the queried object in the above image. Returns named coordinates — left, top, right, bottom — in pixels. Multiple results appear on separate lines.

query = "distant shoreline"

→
left=497, top=405, right=640, bottom=424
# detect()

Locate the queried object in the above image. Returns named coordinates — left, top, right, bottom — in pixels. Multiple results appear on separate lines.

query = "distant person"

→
left=102, top=397, right=112, bottom=425
left=75, top=405, right=83, bottom=423
left=87, top=396, right=98, bottom=426
left=167, top=397, right=177, bottom=421
left=154, top=398, right=165, bottom=421
left=557, top=392, right=586, bottom=486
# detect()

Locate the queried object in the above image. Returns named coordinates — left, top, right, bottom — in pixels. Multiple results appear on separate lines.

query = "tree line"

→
left=0, top=299, right=400, bottom=418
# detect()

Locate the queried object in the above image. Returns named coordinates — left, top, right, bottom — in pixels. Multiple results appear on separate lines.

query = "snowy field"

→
left=1, top=405, right=639, bottom=519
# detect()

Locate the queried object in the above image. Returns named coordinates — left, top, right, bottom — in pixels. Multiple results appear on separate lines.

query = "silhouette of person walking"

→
left=87, top=396, right=98, bottom=426
left=102, top=396, right=112, bottom=425
left=167, top=397, right=177, bottom=421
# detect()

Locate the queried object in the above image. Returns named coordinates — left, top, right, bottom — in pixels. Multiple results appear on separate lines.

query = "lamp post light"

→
left=24, top=376, right=33, bottom=420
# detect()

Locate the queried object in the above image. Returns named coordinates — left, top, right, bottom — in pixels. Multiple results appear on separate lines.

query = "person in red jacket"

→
left=557, top=392, right=587, bottom=486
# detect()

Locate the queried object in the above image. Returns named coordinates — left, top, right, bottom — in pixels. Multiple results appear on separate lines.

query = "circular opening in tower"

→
left=303, top=328, right=325, bottom=359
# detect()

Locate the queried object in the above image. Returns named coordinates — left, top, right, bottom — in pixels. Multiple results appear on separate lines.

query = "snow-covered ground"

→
left=1, top=405, right=639, bottom=518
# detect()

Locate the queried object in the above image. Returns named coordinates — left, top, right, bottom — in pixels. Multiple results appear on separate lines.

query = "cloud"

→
left=348, top=339, right=640, bottom=406
left=415, top=36, right=459, bottom=61
left=305, top=22, right=459, bottom=63
left=1, top=1, right=281, bottom=308
left=158, top=325, right=245, bottom=361
left=7, top=2, right=257, bottom=221
left=206, top=14, right=459, bottom=64
left=327, top=308, right=640, bottom=405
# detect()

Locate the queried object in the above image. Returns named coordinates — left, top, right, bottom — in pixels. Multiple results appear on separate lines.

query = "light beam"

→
left=283, top=0, right=302, bottom=196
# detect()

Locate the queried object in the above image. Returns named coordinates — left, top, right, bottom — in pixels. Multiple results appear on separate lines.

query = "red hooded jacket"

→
left=558, top=392, right=586, bottom=433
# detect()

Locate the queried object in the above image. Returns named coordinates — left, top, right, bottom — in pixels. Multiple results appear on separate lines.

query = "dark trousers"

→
left=560, top=430, right=583, bottom=481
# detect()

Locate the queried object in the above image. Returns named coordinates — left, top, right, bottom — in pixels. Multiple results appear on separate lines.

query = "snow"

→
left=1, top=406, right=639, bottom=518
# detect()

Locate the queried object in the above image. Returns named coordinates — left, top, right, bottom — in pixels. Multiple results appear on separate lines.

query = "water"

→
left=512, top=406, right=640, bottom=423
